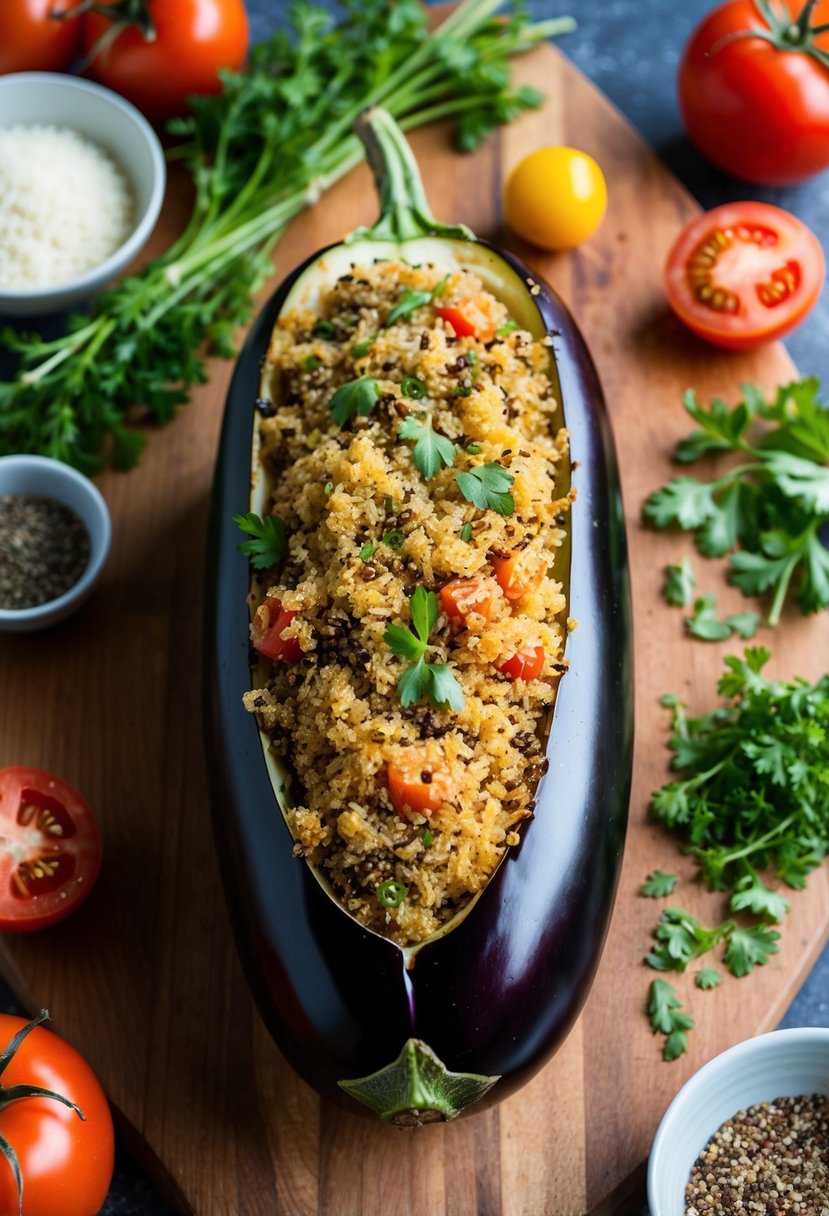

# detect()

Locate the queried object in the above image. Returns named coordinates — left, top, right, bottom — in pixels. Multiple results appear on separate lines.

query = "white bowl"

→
left=0, top=455, right=111, bottom=631
left=648, top=1027, right=829, bottom=1216
left=0, top=72, right=166, bottom=316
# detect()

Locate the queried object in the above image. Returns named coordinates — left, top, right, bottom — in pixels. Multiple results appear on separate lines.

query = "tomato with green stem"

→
left=0, top=1010, right=114, bottom=1216
left=0, top=768, right=102, bottom=932
left=0, top=0, right=83, bottom=74
left=678, top=0, right=829, bottom=185
left=664, top=201, right=825, bottom=350
left=79, top=0, right=249, bottom=125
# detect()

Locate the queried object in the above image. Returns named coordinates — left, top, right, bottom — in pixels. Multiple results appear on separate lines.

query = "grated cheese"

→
left=0, top=124, right=135, bottom=292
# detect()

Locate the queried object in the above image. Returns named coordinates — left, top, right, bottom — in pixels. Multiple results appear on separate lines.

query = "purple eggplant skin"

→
left=203, top=241, right=633, bottom=1116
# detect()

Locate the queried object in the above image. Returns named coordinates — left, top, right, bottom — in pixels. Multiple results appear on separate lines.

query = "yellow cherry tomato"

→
left=503, top=146, right=608, bottom=251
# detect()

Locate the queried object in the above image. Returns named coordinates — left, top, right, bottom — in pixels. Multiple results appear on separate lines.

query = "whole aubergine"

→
left=205, top=108, right=633, bottom=1125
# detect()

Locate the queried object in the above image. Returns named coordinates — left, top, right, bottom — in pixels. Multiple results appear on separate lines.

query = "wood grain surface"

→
left=1, top=37, right=828, bottom=1216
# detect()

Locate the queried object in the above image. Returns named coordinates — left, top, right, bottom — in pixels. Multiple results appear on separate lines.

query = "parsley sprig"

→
left=456, top=463, right=515, bottom=514
left=648, top=979, right=694, bottom=1062
left=398, top=415, right=457, bottom=479
left=644, top=380, right=829, bottom=624
left=329, top=377, right=381, bottom=425
left=0, top=0, right=573, bottom=471
left=384, top=586, right=464, bottom=711
left=233, top=512, right=287, bottom=569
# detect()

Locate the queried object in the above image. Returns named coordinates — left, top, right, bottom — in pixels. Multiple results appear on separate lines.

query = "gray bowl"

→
left=0, top=455, right=112, bottom=631
left=0, top=72, right=166, bottom=316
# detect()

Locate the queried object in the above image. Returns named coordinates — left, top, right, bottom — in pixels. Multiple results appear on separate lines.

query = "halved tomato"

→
left=664, top=202, right=825, bottom=351
left=0, top=767, right=102, bottom=931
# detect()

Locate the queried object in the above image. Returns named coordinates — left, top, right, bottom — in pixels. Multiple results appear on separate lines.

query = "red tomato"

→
left=0, top=1011, right=114, bottom=1216
left=81, top=0, right=249, bottom=125
left=0, top=0, right=83, bottom=74
left=664, top=202, right=825, bottom=350
left=387, top=752, right=454, bottom=819
left=438, top=576, right=499, bottom=629
left=436, top=303, right=496, bottom=341
left=491, top=549, right=546, bottom=602
left=251, top=596, right=302, bottom=664
left=678, top=0, right=829, bottom=185
left=0, top=768, right=102, bottom=932
left=497, top=644, right=545, bottom=682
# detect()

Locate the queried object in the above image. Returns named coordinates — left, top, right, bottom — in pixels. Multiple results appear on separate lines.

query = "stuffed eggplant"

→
left=205, top=109, right=633, bottom=1123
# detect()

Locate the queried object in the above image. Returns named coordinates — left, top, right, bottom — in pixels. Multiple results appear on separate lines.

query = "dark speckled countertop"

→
left=9, top=2, right=826, bottom=1212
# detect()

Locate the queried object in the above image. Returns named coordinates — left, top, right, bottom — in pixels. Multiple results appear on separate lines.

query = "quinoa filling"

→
left=243, top=259, right=573, bottom=946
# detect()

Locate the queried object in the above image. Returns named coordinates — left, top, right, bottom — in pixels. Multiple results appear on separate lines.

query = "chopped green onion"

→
left=460, top=523, right=473, bottom=542
left=495, top=320, right=519, bottom=337
left=304, top=355, right=322, bottom=371
left=466, top=442, right=482, bottom=455
left=382, top=530, right=405, bottom=549
left=359, top=541, right=376, bottom=561
left=312, top=320, right=336, bottom=339
left=431, top=274, right=451, bottom=298
left=385, top=495, right=401, bottom=515
left=324, top=481, right=334, bottom=495
left=376, top=879, right=407, bottom=908
left=385, top=290, right=432, bottom=327
left=451, top=385, right=473, bottom=398
left=351, top=335, right=376, bottom=358
left=401, top=376, right=427, bottom=400
left=422, top=827, right=434, bottom=848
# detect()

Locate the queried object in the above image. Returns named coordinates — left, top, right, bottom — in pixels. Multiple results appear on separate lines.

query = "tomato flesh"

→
left=664, top=202, right=824, bottom=350
left=0, top=1014, right=114, bottom=1216
left=387, top=754, right=454, bottom=818
left=436, top=304, right=496, bottom=341
left=491, top=549, right=546, bottom=601
left=0, top=768, right=102, bottom=932
left=439, top=576, right=499, bottom=629
left=251, top=596, right=302, bottom=664
left=497, top=645, right=545, bottom=682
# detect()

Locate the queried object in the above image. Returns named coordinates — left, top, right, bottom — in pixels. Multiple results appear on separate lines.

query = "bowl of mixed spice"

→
left=648, top=1027, right=829, bottom=1216
left=0, top=455, right=111, bottom=632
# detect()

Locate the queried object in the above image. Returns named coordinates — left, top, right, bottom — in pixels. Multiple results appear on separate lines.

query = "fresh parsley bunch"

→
left=384, top=586, right=464, bottom=711
left=644, top=379, right=829, bottom=624
left=652, top=647, right=829, bottom=914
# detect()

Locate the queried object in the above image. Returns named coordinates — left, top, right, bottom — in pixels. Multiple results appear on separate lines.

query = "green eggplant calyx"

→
left=348, top=107, right=475, bottom=246
left=338, top=1038, right=499, bottom=1125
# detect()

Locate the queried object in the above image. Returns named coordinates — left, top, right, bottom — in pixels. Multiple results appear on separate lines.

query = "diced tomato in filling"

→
left=387, top=752, right=455, bottom=818
left=497, top=644, right=545, bottom=682
left=491, top=549, right=546, bottom=601
left=251, top=596, right=302, bottom=663
left=439, top=576, right=499, bottom=630
left=436, top=303, right=496, bottom=341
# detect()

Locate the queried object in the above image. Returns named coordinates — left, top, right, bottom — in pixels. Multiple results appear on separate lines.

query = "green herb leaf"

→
left=725, top=610, right=760, bottom=639
left=723, top=924, right=780, bottom=978
left=460, top=522, right=473, bottom=542
left=233, top=512, right=287, bottom=569
left=730, top=874, right=789, bottom=923
left=421, top=827, right=434, bottom=848
left=385, top=586, right=464, bottom=712
left=495, top=319, right=518, bottom=337
left=641, top=870, right=679, bottom=899
left=426, top=663, right=465, bottom=711
left=351, top=335, right=377, bottom=359
left=385, top=290, right=433, bottom=327
left=686, top=594, right=733, bottom=642
left=399, top=415, right=457, bottom=480
left=663, top=557, right=696, bottom=608
left=384, top=624, right=425, bottom=663
left=456, top=463, right=515, bottom=515
left=646, top=907, right=729, bottom=973
left=330, top=377, right=381, bottom=425
left=312, top=320, right=337, bottom=340
left=647, top=979, right=694, bottom=1060
left=359, top=541, right=376, bottom=561
left=410, top=584, right=437, bottom=646
left=397, top=656, right=431, bottom=706
left=695, top=967, right=721, bottom=990
left=304, top=355, right=323, bottom=371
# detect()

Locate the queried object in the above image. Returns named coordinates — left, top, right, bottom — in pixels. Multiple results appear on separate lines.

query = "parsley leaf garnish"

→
left=329, top=377, right=381, bottom=425
left=233, top=512, right=286, bottom=569
left=648, top=979, right=694, bottom=1061
left=641, top=870, right=679, bottom=898
left=385, top=290, right=433, bottom=327
left=384, top=586, right=464, bottom=711
left=695, top=967, right=721, bottom=990
left=643, top=379, right=829, bottom=624
left=456, top=463, right=515, bottom=515
left=663, top=557, right=696, bottom=607
left=723, top=924, right=780, bottom=978
left=685, top=594, right=759, bottom=642
left=399, top=415, right=457, bottom=479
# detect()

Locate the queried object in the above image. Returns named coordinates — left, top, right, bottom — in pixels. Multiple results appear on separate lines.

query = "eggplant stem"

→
left=350, top=108, right=474, bottom=245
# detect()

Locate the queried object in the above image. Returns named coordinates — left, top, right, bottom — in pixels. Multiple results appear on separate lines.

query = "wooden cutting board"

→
left=1, top=35, right=827, bottom=1216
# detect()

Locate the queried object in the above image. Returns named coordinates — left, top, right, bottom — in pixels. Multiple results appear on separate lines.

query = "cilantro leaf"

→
left=385, top=290, right=433, bottom=327
left=695, top=967, right=721, bottom=990
left=233, top=512, right=287, bottom=569
left=663, top=558, right=696, bottom=607
left=643, top=477, right=719, bottom=530
left=646, top=907, right=728, bottom=972
left=410, top=584, right=437, bottom=646
left=426, top=663, right=465, bottom=711
left=729, top=874, right=789, bottom=923
left=641, top=870, right=679, bottom=898
left=456, top=463, right=515, bottom=515
left=329, top=377, right=381, bottom=425
left=647, top=979, right=694, bottom=1060
left=686, top=594, right=732, bottom=642
left=385, top=586, right=465, bottom=712
left=725, top=611, right=760, bottom=639
left=399, top=415, right=457, bottom=479
left=384, top=623, right=425, bottom=662
left=397, top=657, right=431, bottom=708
